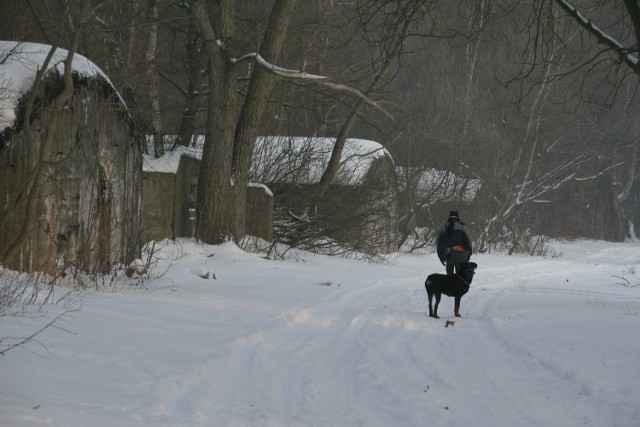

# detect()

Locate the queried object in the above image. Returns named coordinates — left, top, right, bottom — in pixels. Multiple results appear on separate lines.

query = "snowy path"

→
left=180, top=278, right=605, bottom=427
left=2, top=240, right=640, bottom=426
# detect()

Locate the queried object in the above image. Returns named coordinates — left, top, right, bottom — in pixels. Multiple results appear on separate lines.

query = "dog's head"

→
left=458, top=261, right=477, bottom=281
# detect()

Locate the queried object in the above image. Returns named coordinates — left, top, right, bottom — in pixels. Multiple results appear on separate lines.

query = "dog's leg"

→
left=454, top=296, right=462, bottom=317
left=425, top=279, right=435, bottom=317
left=432, top=292, right=441, bottom=319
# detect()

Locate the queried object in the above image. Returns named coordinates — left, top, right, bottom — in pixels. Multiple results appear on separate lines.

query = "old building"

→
left=0, top=42, right=143, bottom=274
left=142, top=147, right=199, bottom=242
left=141, top=141, right=274, bottom=243
left=141, top=136, right=397, bottom=254
left=251, top=136, right=399, bottom=254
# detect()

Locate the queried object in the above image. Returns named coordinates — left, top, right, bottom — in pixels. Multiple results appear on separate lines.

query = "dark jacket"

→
left=437, top=220, right=473, bottom=264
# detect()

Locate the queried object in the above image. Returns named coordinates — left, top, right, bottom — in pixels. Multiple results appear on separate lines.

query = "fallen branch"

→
left=0, top=310, right=71, bottom=356
left=611, top=273, right=640, bottom=288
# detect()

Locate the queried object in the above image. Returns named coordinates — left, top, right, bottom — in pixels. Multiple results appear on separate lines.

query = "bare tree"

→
left=310, top=0, right=426, bottom=214
left=146, top=0, right=164, bottom=157
left=231, top=0, right=298, bottom=240
left=187, top=0, right=394, bottom=245
left=172, top=9, right=209, bottom=148
left=516, top=0, right=640, bottom=242
left=187, top=0, right=237, bottom=244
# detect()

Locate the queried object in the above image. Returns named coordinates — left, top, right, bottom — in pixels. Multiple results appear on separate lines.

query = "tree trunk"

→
left=146, top=0, right=163, bottom=157
left=175, top=17, right=207, bottom=148
left=191, top=0, right=236, bottom=244
left=232, top=0, right=296, bottom=241
left=610, top=85, right=640, bottom=241
left=459, top=0, right=486, bottom=145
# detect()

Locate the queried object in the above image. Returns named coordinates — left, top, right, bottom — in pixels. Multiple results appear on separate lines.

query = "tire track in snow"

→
left=144, top=262, right=625, bottom=426
left=442, top=284, right=615, bottom=427
left=200, top=276, right=437, bottom=426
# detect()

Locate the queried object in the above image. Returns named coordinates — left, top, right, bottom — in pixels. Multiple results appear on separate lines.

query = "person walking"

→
left=437, top=211, right=472, bottom=275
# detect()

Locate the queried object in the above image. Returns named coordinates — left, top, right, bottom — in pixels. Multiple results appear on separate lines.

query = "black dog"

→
left=424, top=262, right=477, bottom=319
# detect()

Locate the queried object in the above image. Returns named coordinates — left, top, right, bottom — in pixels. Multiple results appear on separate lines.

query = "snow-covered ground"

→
left=1, top=239, right=640, bottom=427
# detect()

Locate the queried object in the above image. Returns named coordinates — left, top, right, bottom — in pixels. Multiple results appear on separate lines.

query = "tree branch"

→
left=0, top=311, right=69, bottom=356
left=232, top=52, right=327, bottom=80
left=232, top=52, right=394, bottom=119
left=555, top=0, right=639, bottom=72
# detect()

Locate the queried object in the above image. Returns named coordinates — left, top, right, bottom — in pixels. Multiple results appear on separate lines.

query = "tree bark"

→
left=146, top=0, right=164, bottom=157
left=190, top=0, right=236, bottom=244
left=175, top=17, right=208, bottom=148
left=232, top=0, right=296, bottom=241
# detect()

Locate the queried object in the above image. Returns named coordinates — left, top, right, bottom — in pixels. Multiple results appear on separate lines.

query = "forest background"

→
left=2, top=0, right=639, bottom=255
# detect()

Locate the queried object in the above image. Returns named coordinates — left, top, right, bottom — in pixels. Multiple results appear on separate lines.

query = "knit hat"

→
left=448, top=211, right=460, bottom=221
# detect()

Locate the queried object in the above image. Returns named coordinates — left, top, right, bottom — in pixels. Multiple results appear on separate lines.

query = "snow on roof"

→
left=0, top=41, right=116, bottom=132
left=251, top=136, right=393, bottom=185
left=397, top=167, right=481, bottom=203
left=142, top=136, right=394, bottom=186
left=143, top=144, right=202, bottom=174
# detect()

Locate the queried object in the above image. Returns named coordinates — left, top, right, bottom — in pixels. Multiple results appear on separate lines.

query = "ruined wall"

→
left=174, top=155, right=199, bottom=238
left=0, top=77, right=142, bottom=273
left=141, top=155, right=273, bottom=243
left=141, top=172, right=176, bottom=242
left=246, top=184, right=273, bottom=242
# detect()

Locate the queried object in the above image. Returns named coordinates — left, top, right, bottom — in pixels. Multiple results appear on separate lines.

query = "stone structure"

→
left=0, top=43, right=143, bottom=273
left=246, top=184, right=274, bottom=242
left=142, top=154, right=199, bottom=242
left=252, top=136, right=399, bottom=254
left=142, top=147, right=273, bottom=243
